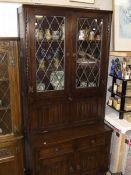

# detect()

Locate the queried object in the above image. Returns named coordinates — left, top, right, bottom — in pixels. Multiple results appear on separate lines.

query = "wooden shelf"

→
left=105, top=106, right=131, bottom=134
left=108, top=88, right=122, bottom=97
left=37, top=68, right=64, bottom=73
left=77, top=40, right=101, bottom=43
left=107, top=104, right=131, bottom=113
left=108, top=88, right=131, bottom=98
left=77, top=60, right=96, bottom=65
left=109, top=74, right=131, bottom=81
left=0, top=78, right=9, bottom=82
left=36, top=39, right=64, bottom=43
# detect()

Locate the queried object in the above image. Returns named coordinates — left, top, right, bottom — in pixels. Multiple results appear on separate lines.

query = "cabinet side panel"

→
left=18, top=6, right=32, bottom=174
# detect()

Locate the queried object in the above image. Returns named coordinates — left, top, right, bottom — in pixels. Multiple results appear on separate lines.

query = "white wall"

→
left=0, top=3, right=21, bottom=37
left=0, top=0, right=112, bottom=37
left=30, top=0, right=112, bottom=10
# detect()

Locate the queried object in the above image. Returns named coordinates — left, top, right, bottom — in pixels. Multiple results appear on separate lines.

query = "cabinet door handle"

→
left=69, top=166, right=74, bottom=173
left=91, top=139, right=95, bottom=144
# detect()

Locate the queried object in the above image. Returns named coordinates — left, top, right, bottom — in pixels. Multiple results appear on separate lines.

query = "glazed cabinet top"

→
left=18, top=5, right=112, bottom=100
left=18, top=5, right=112, bottom=132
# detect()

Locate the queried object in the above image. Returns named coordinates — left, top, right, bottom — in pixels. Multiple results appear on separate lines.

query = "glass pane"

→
left=0, top=43, right=12, bottom=135
left=35, top=15, right=65, bottom=92
left=76, top=17, right=103, bottom=88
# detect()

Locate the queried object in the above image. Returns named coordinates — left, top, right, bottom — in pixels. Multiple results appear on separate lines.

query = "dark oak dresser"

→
left=18, top=5, right=112, bottom=175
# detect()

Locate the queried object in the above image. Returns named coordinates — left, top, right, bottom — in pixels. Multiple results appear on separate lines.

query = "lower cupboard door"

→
left=37, top=154, right=75, bottom=175
left=77, top=146, right=108, bottom=174
left=78, top=170, right=106, bottom=175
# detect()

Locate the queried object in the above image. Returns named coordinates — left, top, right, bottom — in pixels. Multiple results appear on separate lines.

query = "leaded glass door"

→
left=32, top=12, right=68, bottom=95
left=0, top=42, right=12, bottom=135
left=69, top=14, right=108, bottom=125
left=76, top=17, right=103, bottom=89
left=72, top=15, right=104, bottom=94
left=0, top=40, right=21, bottom=136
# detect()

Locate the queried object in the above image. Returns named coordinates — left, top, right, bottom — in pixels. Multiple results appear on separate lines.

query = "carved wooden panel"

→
left=0, top=139, right=24, bottom=175
left=37, top=154, right=73, bottom=175
left=38, top=142, right=73, bottom=159
left=0, top=157, right=18, bottom=175
left=0, top=141, right=22, bottom=159
left=0, top=148, right=14, bottom=159
left=77, top=146, right=108, bottom=173
left=30, top=97, right=100, bottom=132
left=71, top=97, right=98, bottom=124
left=30, top=102, right=70, bottom=131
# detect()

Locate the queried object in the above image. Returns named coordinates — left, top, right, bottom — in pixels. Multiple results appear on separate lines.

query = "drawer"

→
left=0, top=147, right=14, bottom=160
left=77, top=134, right=106, bottom=150
left=38, top=141, right=73, bottom=159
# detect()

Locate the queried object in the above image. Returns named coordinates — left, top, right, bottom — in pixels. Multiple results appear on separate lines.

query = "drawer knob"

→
left=91, top=139, right=95, bottom=144
left=43, top=141, right=47, bottom=145
left=55, top=148, right=60, bottom=152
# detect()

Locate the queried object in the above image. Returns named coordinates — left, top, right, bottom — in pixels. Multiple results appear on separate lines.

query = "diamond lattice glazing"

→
left=0, top=51, right=12, bottom=135
left=35, top=15, right=65, bottom=92
left=76, top=18, right=103, bottom=88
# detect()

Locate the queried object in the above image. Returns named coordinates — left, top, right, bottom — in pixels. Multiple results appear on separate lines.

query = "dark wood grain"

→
left=18, top=5, right=112, bottom=175
left=0, top=38, right=23, bottom=175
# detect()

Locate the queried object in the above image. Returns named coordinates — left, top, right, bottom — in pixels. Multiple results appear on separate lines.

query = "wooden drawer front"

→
left=78, top=135, right=105, bottom=150
left=0, top=147, right=15, bottom=160
left=0, top=157, right=18, bottom=175
left=39, top=142, right=73, bottom=159
left=0, top=140, right=22, bottom=160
